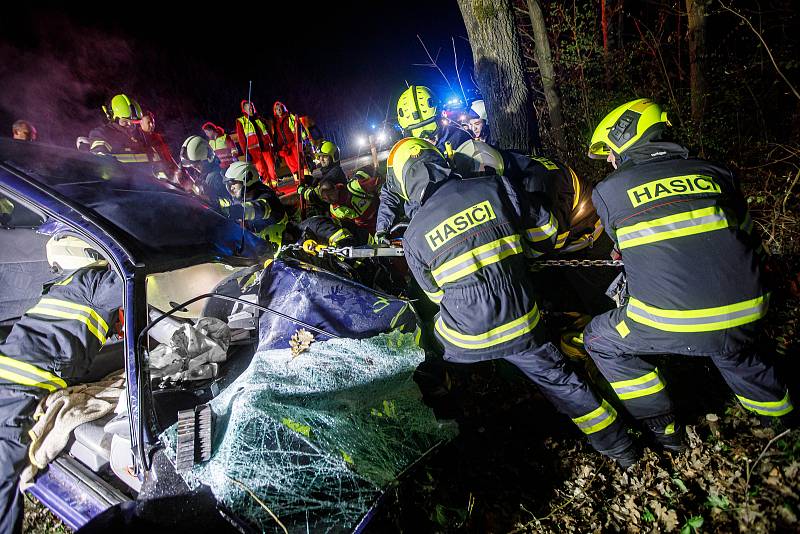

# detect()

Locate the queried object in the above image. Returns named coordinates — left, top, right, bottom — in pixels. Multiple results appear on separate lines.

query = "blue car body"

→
left=0, top=139, right=420, bottom=530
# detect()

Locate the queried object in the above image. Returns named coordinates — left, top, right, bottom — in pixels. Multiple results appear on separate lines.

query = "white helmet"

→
left=451, top=140, right=504, bottom=178
left=470, top=100, right=488, bottom=123
left=180, top=135, right=214, bottom=165
left=46, top=235, right=104, bottom=271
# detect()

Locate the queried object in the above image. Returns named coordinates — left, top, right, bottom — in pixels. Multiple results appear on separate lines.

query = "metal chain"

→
left=532, top=259, right=624, bottom=267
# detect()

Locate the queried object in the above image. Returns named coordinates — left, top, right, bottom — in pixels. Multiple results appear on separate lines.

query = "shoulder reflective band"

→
left=0, top=354, right=67, bottom=392
left=113, top=153, right=152, bottom=163
left=569, top=167, right=581, bottom=210
left=616, top=206, right=729, bottom=250
left=424, top=289, right=443, bottom=304
left=736, top=391, right=793, bottom=417
left=572, top=399, right=618, bottom=435
left=431, top=235, right=523, bottom=286
left=526, top=212, right=557, bottom=242
left=627, top=294, right=769, bottom=332
left=554, top=231, right=570, bottom=249
left=328, top=228, right=350, bottom=245
left=28, top=298, right=110, bottom=344
left=610, top=368, right=666, bottom=400
left=434, top=304, right=540, bottom=350
left=90, top=140, right=112, bottom=152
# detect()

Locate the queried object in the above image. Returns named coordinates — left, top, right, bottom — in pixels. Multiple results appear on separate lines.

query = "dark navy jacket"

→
left=404, top=174, right=554, bottom=361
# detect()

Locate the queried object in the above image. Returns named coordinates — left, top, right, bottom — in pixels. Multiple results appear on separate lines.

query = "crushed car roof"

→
left=0, top=139, right=270, bottom=270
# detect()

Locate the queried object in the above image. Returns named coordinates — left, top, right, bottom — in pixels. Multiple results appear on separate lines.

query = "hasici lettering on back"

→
left=426, top=201, right=496, bottom=251
left=626, top=175, right=721, bottom=208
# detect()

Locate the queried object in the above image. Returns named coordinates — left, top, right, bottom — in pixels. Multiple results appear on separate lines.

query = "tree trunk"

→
left=457, top=0, right=538, bottom=152
left=686, top=0, right=708, bottom=139
left=525, top=0, right=565, bottom=151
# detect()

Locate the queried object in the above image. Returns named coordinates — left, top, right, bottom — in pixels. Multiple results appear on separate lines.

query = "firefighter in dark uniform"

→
left=179, top=135, right=231, bottom=212
left=390, top=137, right=638, bottom=466
left=85, top=95, right=152, bottom=164
left=451, top=140, right=615, bottom=315
left=0, top=263, right=122, bottom=534
left=297, top=141, right=348, bottom=216
left=374, top=85, right=474, bottom=245
left=583, top=99, right=793, bottom=451
left=222, top=162, right=288, bottom=252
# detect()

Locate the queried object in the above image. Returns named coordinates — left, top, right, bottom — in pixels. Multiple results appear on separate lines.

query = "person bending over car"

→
left=0, top=262, right=122, bottom=534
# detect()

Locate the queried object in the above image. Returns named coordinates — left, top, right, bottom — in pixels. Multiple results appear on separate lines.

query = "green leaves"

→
left=705, top=492, right=730, bottom=510
left=680, top=515, right=704, bottom=534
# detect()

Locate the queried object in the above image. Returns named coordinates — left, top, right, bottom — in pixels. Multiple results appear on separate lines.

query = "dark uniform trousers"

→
left=404, top=173, right=633, bottom=458
left=584, top=145, right=792, bottom=435
left=0, top=266, right=121, bottom=534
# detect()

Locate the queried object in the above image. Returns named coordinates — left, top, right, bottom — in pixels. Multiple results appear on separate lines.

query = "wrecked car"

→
left=0, top=139, right=454, bottom=532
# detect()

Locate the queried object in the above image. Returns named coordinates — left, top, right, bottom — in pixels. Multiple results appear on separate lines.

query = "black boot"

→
left=607, top=444, right=641, bottom=469
left=645, top=415, right=686, bottom=453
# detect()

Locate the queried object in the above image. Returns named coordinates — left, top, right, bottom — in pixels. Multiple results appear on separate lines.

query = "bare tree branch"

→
left=718, top=0, right=800, bottom=101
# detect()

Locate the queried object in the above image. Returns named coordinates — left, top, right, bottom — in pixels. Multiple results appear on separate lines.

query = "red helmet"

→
left=273, top=101, right=288, bottom=116
left=201, top=121, right=225, bottom=136
left=241, top=100, right=257, bottom=115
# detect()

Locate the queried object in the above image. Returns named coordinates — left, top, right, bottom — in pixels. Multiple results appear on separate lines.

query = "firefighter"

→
left=582, top=99, right=793, bottom=451
left=272, top=101, right=305, bottom=178
left=316, top=170, right=379, bottom=239
left=235, top=100, right=278, bottom=186
left=390, top=137, right=638, bottom=466
left=451, top=140, right=614, bottom=315
left=179, top=135, right=231, bottom=211
left=0, top=262, right=122, bottom=534
left=374, top=85, right=474, bottom=246
left=297, top=140, right=347, bottom=214
left=202, top=121, right=239, bottom=170
left=222, top=161, right=288, bottom=251
left=11, top=120, right=37, bottom=141
left=85, top=94, right=153, bottom=164
left=297, top=215, right=353, bottom=252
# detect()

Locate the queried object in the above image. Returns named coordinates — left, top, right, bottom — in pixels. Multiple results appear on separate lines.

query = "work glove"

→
left=373, top=232, right=390, bottom=247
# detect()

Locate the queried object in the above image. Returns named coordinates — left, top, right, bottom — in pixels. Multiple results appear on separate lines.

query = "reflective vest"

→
left=208, top=135, right=236, bottom=168
left=593, top=144, right=767, bottom=334
left=237, top=116, right=271, bottom=151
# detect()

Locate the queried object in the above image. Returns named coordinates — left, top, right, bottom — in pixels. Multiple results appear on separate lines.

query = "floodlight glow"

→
left=377, top=132, right=388, bottom=143
left=356, top=136, right=367, bottom=147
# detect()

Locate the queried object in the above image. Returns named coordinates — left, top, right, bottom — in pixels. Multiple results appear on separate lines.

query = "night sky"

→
left=0, top=2, right=474, bottom=154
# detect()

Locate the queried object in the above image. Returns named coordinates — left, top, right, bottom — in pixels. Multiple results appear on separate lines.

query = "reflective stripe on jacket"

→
left=0, top=266, right=122, bottom=385
left=592, top=142, right=766, bottom=335
left=404, top=174, right=551, bottom=361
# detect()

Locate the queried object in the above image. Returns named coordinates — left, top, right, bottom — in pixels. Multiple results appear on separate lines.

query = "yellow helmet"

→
left=588, top=98, right=670, bottom=159
left=396, top=85, right=439, bottom=139
left=386, top=137, right=445, bottom=201
left=318, top=141, right=340, bottom=163
left=106, top=94, right=143, bottom=122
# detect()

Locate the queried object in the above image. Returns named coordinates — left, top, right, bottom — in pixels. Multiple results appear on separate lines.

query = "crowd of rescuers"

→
left=1, top=83, right=794, bottom=520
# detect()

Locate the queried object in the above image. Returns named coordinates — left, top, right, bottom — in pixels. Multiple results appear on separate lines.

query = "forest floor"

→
left=367, top=258, right=800, bottom=533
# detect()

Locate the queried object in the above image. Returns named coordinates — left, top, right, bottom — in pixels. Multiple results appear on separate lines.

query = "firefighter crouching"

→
left=222, top=162, right=288, bottom=252
left=582, top=99, right=794, bottom=452
left=179, top=135, right=231, bottom=211
left=0, top=261, right=122, bottom=534
left=389, top=137, right=638, bottom=467
left=451, top=140, right=615, bottom=315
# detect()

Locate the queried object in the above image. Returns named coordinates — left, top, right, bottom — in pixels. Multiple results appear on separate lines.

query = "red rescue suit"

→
left=235, top=101, right=278, bottom=185
left=273, top=101, right=302, bottom=175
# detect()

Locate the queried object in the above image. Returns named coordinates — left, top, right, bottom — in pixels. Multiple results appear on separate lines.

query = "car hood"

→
left=0, top=139, right=270, bottom=272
